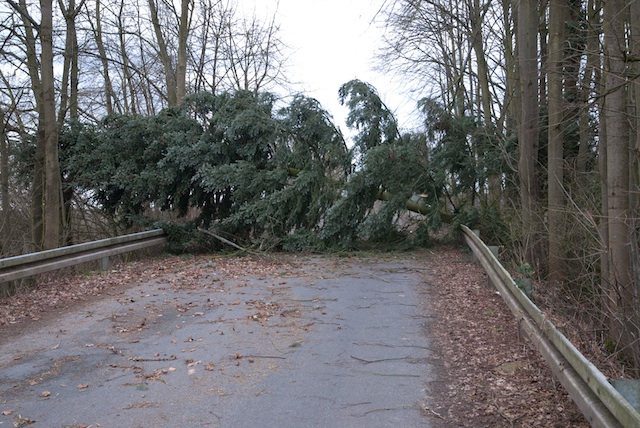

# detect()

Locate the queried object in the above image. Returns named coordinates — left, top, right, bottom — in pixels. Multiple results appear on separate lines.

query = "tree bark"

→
left=92, top=0, right=115, bottom=115
left=517, top=0, right=541, bottom=269
left=117, top=1, right=137, bottom=114
left=576, top=0, right=600, bottom=174
left=547, top=0, right=567, bottom=285
left=630, top=0, right=640, bottom=212
left=148, top=0, right=178, bottom=106
left=40, top=0, right=63, bottom=250
left=176, top=0, right=191, bottom=104
left=603, top=0, right=635, bottom=364
left=13, top=0, right=46, bottom=250
left=0, top=110, right=9, bottom=252
left=57, top=0, right=82, bottom=127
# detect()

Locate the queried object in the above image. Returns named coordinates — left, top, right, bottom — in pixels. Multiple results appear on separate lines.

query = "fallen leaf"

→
left=77, top=384, right=89, bottom=389
left=205, top=362, right=215, bottom=371
left=13, top=415, right=35, bottom=427
left=41, top=391, right=51, bottom=397
left=2, top=409, right=13, bottom=415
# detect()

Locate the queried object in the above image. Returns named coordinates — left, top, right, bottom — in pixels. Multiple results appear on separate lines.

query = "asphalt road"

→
left=0, top=254, right=436, bottom=427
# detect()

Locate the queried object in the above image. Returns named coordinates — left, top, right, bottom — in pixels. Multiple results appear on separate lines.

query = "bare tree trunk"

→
left=577, top=0, right=600, bottom=174
left=503, top=0, right=520, bottom=137
left=630, top=0, right=640, bottom=211
left=627, top=0, right=640, bottom=367
left=547, top=0, right=567, bottom=285
left=57, top=0, right=83, bottom=127
left=599, top=74, right=609, bottom=327
left=90, top=0, right=115, bottom=115
left=603, top=0, right=635, bottom=365
left=69, top=4, right=80, bottom=122
left=0, top=110, right=8, bottom=251
left=468, top=0, right=501, bottom=205
left=517, top=0, right=542, bottom=269
left=117, top=1, right=136, bottom=114
left=148, top=0, right=177, bottom=106
left=40, top=0, right=63, bottom=250
left=538, top=0, right=548, bottom=106
left=12, top=0, right=46, bottom=250
left=176, top=0, right=192, bottom=104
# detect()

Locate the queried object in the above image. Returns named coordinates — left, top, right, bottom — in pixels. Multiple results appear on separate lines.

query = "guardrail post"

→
left=100, top=256, right=110, bottom=270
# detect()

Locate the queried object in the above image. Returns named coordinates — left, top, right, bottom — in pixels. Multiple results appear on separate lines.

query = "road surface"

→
left=0, top=253, right=436, bottom=427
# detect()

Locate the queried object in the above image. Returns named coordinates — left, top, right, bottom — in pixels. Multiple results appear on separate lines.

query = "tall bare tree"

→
left=176, top=0, right=192, bottom=103
left=58, top=0, right=84, bottom=128
left=603, top=0, right=635, bottom=363
left=8, top=0, right=62, bottom=249
left=40, top=0, right=63, bottom=249
left=0, top=109, right=8, bottom=247
left=88, top=0, right=116, bottom=115
left=517, top=0, right=542, bottom=269
left=547, top=0, right=568, bottom=285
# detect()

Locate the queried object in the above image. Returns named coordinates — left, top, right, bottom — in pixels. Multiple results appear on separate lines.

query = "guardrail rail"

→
left=461, top=225, right=640, bottom=428
left=0, top=229, right=167, bottom=285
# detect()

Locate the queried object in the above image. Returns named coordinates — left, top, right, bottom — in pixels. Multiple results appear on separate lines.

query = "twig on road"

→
left=129, top=355, right=177, bottom=362
left=350, top=355, right=409, bottom=364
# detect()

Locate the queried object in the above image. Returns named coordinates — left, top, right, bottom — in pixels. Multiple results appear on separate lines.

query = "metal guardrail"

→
left=0, top=229, right=167, bottom=284
left=461, top=225, right=640, bottom=428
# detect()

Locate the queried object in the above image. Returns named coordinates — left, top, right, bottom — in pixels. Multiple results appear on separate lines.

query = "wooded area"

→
left=0, top=0, right=639, bottom=369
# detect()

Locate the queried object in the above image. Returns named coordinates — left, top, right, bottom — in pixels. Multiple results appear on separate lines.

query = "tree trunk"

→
left=469, top=0, right=501, bottom=206
left=603, top=0, right=635, bottom=364
left=117, top=1, right=136, bottom=114
left=577, top=0, right=600, bottom=174
left=13, top=0, right=46, bottom=250
left=547, top=0, right=567, bottom=285
left=41, top=0, right=63, bottom=250
left=503, top=0, right=520, bottom=138
left=517, top=0, right=541, bottom=269
left=0, top=110, right=8, bottom=253
left=148, top=0, right=178, bottom=106
left=598, top=73, right=609, bottom=334
left=57, top=0, right=82, bottom=126
left=92, top=0, right=115, bottom=115
left=176, top=0, right=191, bottom=104
left=630, top=0, right=640, bottom=211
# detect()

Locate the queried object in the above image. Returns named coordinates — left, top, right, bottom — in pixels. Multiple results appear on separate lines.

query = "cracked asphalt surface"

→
left=0, top=254, right=436, bottom=427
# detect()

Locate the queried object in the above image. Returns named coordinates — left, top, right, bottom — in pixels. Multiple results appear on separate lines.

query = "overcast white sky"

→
left=237, top=0, right=421, bottom=135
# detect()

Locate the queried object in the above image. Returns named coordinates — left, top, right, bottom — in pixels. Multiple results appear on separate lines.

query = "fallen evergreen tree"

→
left=53, top=81, right=499, bottom=252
